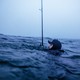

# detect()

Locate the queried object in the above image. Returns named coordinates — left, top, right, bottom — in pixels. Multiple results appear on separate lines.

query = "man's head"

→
left=48, top=39, right=62, bottom=50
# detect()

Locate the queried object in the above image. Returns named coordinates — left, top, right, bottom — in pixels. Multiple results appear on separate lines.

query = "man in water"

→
left=47, top=39, right=64, bottom=56
left=39, top=39, right=64, bottom=55
left=48, top=39, right=62, bottom=50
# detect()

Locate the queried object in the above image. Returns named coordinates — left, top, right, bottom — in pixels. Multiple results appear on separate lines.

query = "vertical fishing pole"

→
left=41, top=0, right=44, bottom=46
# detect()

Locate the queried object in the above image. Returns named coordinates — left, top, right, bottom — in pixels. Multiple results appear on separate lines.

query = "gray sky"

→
left=0, top=0, right=80, bottom=39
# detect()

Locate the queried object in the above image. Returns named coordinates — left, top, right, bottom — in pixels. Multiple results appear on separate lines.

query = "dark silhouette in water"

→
left=47, top=39, right=64, bottom=56
left=39, top=39, right=64, bottom=56
left=48, top=39, right=62, bottom=50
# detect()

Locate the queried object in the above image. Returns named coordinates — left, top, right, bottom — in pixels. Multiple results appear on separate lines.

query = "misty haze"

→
left=0, top=0, right=80, bottom=39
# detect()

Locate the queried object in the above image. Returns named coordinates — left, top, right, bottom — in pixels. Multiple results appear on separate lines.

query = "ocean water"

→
left=0, top=34, right=80, bottom=80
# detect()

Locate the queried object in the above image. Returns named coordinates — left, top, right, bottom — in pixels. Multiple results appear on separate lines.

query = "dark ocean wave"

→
left=0, top=34, right=80, bottom=80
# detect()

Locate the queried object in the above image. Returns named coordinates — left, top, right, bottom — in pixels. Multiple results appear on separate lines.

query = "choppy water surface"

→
left=0, top=34, right=80, bottom=80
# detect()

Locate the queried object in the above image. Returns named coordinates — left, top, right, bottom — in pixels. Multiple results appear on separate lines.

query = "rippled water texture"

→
left=0, top=34, right=80, bottom=80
